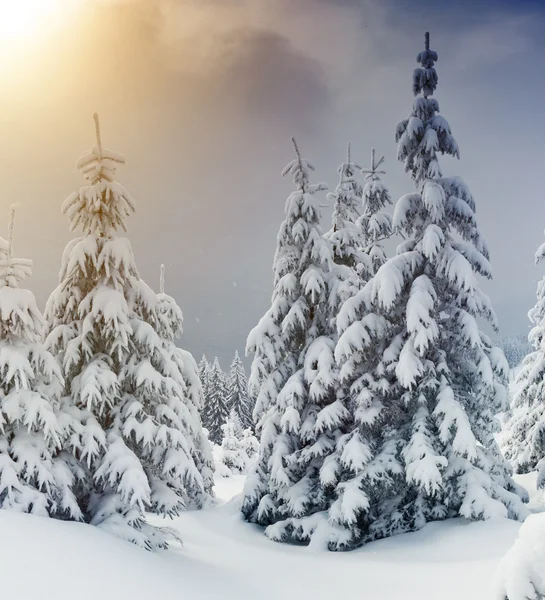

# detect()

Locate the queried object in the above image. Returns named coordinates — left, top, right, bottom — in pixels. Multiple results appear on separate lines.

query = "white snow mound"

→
left=495, top=513, right=545, bottom=600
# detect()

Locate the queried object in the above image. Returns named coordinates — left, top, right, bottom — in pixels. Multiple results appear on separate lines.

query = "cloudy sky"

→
left=0, top=0, right=544, bottom=366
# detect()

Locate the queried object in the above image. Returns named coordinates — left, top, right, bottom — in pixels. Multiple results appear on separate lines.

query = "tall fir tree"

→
left=202, top=357, right=229, bottom=444
left=0, top=207, right=80, bottom=519
left=242, top=139, right=349, bottom=544
left=328, top=144, right=363, bottom=232
left=198, top=354, right=210, bottom=412
left=178, top=349, right=216, bottom=499
left=155, top=264, right=215, bottom=505
left=45, top=115, right=202, bottom=549
left=503, top=235, right=545, bottom=490
left=227, top=351, right=253, bottom=430
left=359, top=149, right=393, bottom=274
left=330, top=33, right=527, bottom=550
left=326, top=144, right=371, bottom=307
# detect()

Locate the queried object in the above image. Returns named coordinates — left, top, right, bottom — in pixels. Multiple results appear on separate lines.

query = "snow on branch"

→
left=63, top=114, right=135, bottom=235
left=414, top=31, right=439, bottom=98
left=0, top=205, right=32, bottom=288
left=282, top=137, right=325, bottom=194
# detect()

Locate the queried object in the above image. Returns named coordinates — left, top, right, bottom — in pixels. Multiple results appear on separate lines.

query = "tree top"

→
left=0, top=205, right=32, bottom=288
left=361, top=148, right=386, bottom=181
left=417, top=31, right=438, bottom=69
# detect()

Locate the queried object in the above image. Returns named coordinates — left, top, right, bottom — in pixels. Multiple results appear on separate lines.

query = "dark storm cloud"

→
left=206, top=28, right=331, bottom=131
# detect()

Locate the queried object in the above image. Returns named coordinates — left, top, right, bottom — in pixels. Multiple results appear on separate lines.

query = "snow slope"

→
left=0, top=473, right=538, bottom=600
left=173, top=476, right=523, bottom=600
left=0, top=507, right=250, bottom=600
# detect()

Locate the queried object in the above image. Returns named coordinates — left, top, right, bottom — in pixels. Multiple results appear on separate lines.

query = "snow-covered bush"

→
left=0, top=208, right=80, bottom=519
left=217, top=412, right=259, bottom=477
left=495, top=513, right=545, bottom=600
left=219, top=412, right=247, bottom=475
left=242, top=428, right=259, bottom=460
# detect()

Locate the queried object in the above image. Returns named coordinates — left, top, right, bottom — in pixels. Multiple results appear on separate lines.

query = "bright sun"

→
left=0, top=0, right=65, bottom=40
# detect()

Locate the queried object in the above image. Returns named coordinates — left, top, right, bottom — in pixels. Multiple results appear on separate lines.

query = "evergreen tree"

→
left=242, top=427, right=259, bottom=462
left=178, top=349, right=216, bottom=499
left=218, top=409, right=248, bottom=475
left=217, top=409, right=259, bottom=476
left=0, top=207, right=80, bottom=519
left=330, top=144, right=362, bottom=230
left=45, top=115, right=200, bottom=549
left=503, top=236, right=545, bottom=490
left=198, top=354, right=210, bottom=411
left=326, top=144, right=370, bottom=307
left=498, top=333, right=532, bottom=369
left=202, top=357, right=229, bottom=445
left=359, top=149, right=393, bottom=274
left=331, top=33, right=527, bottom=549
left=155, top=264, right=215, bottom=505
left=227, top=351, right=253, bottom=430
left=242, top=138, right=348, bottom=544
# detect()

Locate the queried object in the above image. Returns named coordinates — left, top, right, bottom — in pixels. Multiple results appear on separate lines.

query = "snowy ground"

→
left=1, top=472, right=541, bottom=600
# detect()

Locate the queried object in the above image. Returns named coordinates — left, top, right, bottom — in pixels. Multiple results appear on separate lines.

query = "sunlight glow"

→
left=0, top=0, right=68, bottom=40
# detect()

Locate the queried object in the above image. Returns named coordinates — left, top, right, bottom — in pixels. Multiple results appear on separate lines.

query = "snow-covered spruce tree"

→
left=331, top=33, right=527, bottom=549
left=326, top=144, right=370, bottom=307
left=242, top=138, right=349, bottom=544
left=198, top=354, right=210, bottom=410
left=155, top=264, right=214, bottom=505
left=330, top=144, right=362, bottom=230
left=359, top=149, right=393, bottom=274
left=503, top=237, right=545, bottom=490
left=202, top=357, right=229, bottom=445
left=227, top=351, right=253, bottom=430
left=45, top=115, right=201, bottom=549
left=0, top=207, right=80, bottom=519
left=178, top=349, right=215, bottom=499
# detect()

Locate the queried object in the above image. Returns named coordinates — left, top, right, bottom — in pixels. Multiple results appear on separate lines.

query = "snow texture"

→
left=0, top=473, right=536, bottom=600
left=495, top=513, right=545, bottom=600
